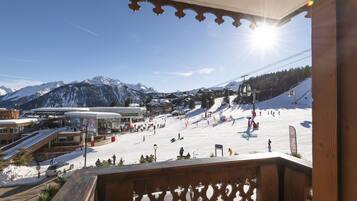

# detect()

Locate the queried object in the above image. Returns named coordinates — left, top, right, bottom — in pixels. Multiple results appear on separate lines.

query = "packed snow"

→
left=0, top=79, right=312, bottom=187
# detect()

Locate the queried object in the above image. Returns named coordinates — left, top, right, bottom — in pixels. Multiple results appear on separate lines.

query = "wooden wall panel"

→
left=312, top=0, right=338, bottom=200
left=338, top=0, right=357, bottom=200
left=313, top=0, right=357, bottom=200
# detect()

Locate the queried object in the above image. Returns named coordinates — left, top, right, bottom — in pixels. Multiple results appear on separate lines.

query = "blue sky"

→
left=0, top=0, right=311, bottom=92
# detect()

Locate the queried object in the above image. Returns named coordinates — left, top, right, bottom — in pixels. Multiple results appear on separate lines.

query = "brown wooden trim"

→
left=128, top=0, right=309, bottom=28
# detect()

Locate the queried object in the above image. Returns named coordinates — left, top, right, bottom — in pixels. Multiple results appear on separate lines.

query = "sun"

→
left=250, top=24, right=279, bottom=52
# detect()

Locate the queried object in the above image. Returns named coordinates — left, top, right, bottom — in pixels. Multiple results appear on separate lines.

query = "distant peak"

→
left=83, top=76, right=122, bottom=86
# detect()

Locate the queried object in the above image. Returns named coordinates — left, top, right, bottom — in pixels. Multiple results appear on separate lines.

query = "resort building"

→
left=28, top=106, right=146, bottom=125
left=147, top=99, right=173, bottom=115
left=0, top=108, right=20, bottom=120
left=0, top=118, right=38, bottom=145
left=89, top=107, right=146, bottom=123
left=33, top=129, right=84, bottom=161
left=65, top=111, right=121, bottom=138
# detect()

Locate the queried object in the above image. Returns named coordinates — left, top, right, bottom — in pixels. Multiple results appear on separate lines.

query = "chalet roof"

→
left=0, top=118, right=38, bottom=127
left=65, top=112, right=121, bottom=120
left=129, top=0, right=311, bottom=28
left=89, top=107, right=147, bottom=114
left=31, top=107, right=90, bottom=113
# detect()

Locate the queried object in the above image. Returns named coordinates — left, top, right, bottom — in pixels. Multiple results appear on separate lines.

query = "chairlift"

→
left=238, top=82, right=252, bottom=97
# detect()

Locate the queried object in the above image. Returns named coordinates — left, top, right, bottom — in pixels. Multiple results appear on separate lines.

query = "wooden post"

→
left=284, top=167, right=310, bottom=201
left=256, top=165, right=279, bottom=201
left=313, top=0, right=357, bottom=200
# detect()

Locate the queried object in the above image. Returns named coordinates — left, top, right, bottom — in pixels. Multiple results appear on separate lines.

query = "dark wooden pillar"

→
left=312, top=0, right=357, bottom=200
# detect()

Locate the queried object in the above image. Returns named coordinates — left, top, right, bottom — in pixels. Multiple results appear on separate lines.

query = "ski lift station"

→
left=28, top=106, right=147, bottom=124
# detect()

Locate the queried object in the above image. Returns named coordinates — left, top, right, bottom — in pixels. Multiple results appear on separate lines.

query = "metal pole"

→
left=252, top=89, right=256, bottom=113
left=84, top=124, right=88, bottom=168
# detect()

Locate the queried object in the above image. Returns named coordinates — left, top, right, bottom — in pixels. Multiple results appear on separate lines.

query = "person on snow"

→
left=228, top=148, right=233, bottom=156
left=95, top=159, right=101, bottom=167
left=179, top=147, right=184, bottom=157
left=252, top=110, right=256, bottom=117
left=247, top=117, right=252, bottom=128
left=112, top=154, right=116, bottom=165
left=268, top=139, right=272, bottom=152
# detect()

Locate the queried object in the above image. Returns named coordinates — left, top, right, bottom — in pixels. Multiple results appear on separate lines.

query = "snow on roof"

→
left=65, top=111, right=121, bottom=119
left=89, top=107, right=146, bottom=114
left=31, top=107, right=90, bottom=113
left=0, top=118, right=38, bottom=126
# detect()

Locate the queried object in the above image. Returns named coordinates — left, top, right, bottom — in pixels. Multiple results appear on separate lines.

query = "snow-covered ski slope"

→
left=52, top=78, right=312, bottom=166
left=0, top=78, right=312, bottom=186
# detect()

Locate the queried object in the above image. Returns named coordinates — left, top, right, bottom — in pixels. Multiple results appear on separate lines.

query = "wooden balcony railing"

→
left=52, top=152, right=312, bottom=201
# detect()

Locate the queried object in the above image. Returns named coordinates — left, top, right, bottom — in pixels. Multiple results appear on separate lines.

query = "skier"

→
left=178, top=133, right=181, bottom=140
left=154, top=125, right=156, bottom=135
left=260, top=111, right=262, bottom=116
left=228, top=148, right=233, bottom=156
left=268, top=139, right=272, bottom=152
left=143, top=135, right=145, bottom=142
left=179, top=147, right=184, bottom=157
left=95, top=159, right=101, bottom=167
left=112, top=154, right=116, bottom=165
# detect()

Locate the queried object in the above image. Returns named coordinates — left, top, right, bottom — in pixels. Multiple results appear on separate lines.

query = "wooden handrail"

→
left=53, top=152, right=312, bottom=201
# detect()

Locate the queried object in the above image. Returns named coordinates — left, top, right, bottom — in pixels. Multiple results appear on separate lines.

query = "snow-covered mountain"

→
left=83, top=76, right=156, bottom=93
left=0, top=76, right=156, bottom=109
left=0, top=86, right=15, bottom=96
left=2, top=81, right=64, bottom=101
left=0, top=82, right=64, bottom=108
left=224, top=81, right=241, bottom=91
left=19, top=76, right=155, bottom=109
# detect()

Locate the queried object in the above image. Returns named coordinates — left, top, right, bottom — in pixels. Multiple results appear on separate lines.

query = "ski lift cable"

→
left=256, top=55, right=312, bottom=76
left=212, top=48, right=311, bottom=87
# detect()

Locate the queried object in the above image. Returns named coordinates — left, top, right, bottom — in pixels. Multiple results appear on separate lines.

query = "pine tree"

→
left=189, top=99, right=195, bottom=110
left=223, top=89, right=230, bottom=105
left=201, top=93, right=208, bottom=109
left=118, top=158, right=124, bottom=166
left=0, top=150, right=7, bottom=170
left=139, top=155, right=146, bottom=164
left=12, top=148, right=33, bottom=166
left=124, top=98, right=131, bottom=107
left=110, top=100, right=119, bottom=107
left=208, top=96, right=215, bottom=108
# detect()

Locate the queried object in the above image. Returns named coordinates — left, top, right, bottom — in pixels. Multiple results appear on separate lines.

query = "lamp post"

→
left=83, top=123, right=88, bottom=168
left=153, top=144, right=158, bottom=162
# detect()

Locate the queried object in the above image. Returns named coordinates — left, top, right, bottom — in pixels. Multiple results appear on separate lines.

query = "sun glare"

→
left=250, top=24, right=279, bottom=52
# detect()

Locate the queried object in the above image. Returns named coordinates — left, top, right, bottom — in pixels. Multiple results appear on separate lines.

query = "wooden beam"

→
left=337, top=0, right=357, bottom=200
left=313, top=0, right=357, bottom=200
left=312, top=0, right=338, bottom=200
left=256, top=165, right=279, bottom=201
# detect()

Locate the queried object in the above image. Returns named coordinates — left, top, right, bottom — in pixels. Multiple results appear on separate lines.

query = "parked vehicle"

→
left=45, top=162, right=70, bottom=177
